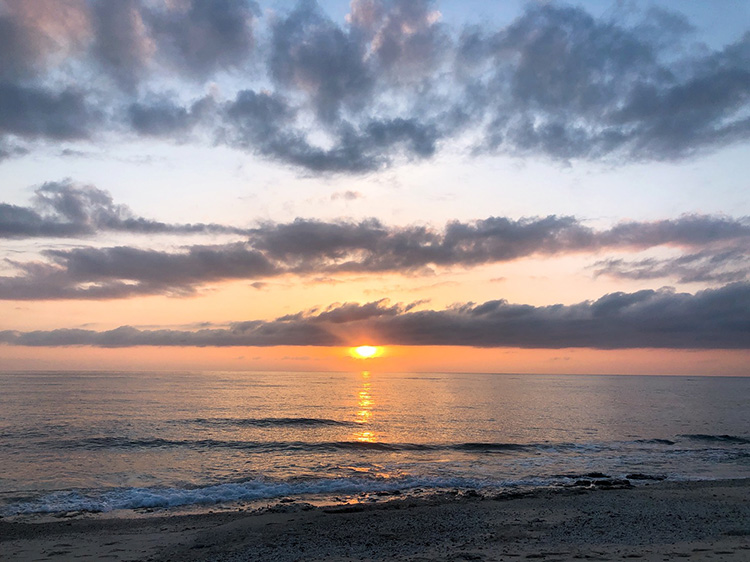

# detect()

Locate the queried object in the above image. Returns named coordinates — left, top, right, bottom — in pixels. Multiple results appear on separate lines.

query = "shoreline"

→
left=2, top=479, right=749, bottom=561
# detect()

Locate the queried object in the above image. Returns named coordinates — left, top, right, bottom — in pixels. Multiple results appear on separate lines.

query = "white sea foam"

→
left=1, top=475, right=509, bottom=516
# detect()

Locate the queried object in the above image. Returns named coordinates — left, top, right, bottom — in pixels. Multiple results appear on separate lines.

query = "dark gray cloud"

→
left=90, top=0, right=152, bottom=90
left=123, top=3, right=750, bottom=168
left=0, top=263, right=175, bottom=300
left=128, top=95, right=216, bottom=137
left=0, top=0, right=257, bottom=146
left=462, top=4, right=750, bottom=161
left=226, top=0, right=445, bottom=169
left=221, top=89, right=440, bottom=172
left=1, top=210, right=748, bottom=299
left=269, top=0, right=373, bottom=123
left=248, top=215, right=585, bottom=271
left=0, top=322, right=338, bottom=347
left=0, top=180, right=251, bottom=238
left=90, top=0, right=259, bottom=89
left=1, top=2, right=749, bottom=170
left=50, top=243, right=275, bottom=287
left=0, top=82, right=94, bottom=139
left=0, top=9, right=47, bottom=80
left=0, top=0, right=89, bottom=81
left=348, top=0, right=446, bottom=78
left=0, top=242, right=276, bottom=300
left=249, top=215, right=750, bottom=271
left=1, top=283, right=748, bottom=349
left=128, top=99, right=192, bottom=137
left=0, top=139, right=28, bottom=162
left=365, top=283, right=750, bottom=349
left=593, top=249, right=750, bottom=284
left=147, top=0, right=258, bottom=78
left=600, top=215, right=750, bottom=247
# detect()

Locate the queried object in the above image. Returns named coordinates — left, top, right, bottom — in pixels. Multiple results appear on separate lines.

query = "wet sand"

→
left=2, top=479, right=748, bottom=561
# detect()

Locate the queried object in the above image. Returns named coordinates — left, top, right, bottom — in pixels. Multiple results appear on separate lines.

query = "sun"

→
left=353, top=345, right=379, bottom=359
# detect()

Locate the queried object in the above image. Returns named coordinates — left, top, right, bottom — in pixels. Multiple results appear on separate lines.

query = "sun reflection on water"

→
left=354, top=371, right=375, bottom=442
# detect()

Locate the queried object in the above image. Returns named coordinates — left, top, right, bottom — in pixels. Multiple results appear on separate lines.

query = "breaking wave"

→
left=1, top=475, right=500, bottom=516
left=680, top=434, right=750, bottom=445
left=190, top=417, right=356, bottom=427
left=38, top=437, right=602, bottom=454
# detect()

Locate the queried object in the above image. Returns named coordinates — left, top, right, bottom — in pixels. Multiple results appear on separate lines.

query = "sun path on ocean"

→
left=352, top=345, right=379, bottom=359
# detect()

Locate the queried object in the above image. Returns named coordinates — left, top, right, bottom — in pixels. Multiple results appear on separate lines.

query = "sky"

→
left=0, top=0, right=749, bottom=374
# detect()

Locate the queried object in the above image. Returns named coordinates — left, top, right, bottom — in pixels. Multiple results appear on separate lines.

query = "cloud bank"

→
left=0, top=186, right=748, bottom=299
left=1, top=1, right=749, bottom=171
left=0, top=180, right=250, bottom=238
left=1, top=283, right=748, bottom=349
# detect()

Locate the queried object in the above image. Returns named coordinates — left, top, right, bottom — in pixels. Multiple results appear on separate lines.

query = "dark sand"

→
left=2, top=479, right=749, bottom=561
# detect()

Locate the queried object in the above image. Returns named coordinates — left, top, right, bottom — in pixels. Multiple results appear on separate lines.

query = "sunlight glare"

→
left=353, top=345, right=378, bottom=358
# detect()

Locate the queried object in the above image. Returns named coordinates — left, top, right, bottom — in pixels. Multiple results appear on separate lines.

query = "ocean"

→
left=1, top=371, right=748, bottom=516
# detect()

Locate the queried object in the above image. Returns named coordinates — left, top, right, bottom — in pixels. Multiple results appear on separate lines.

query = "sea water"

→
left=0, top=371, right=748, bottom=515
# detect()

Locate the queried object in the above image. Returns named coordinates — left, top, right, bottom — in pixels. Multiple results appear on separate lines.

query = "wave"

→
left=27, top=434, right=750, bottom=456
left=21, top=434, right=750, bottom=457
left=46, top=437, right=427, bottom=452
left=0, top=475, right=498, bottom=516
left=190, top=417, right=356, bottom=428
left=453, top=442, right=541, bottom=452
left=634, top=439, right=676, bottom=445
left=680, top=434, right=750, bottom=445
left=38, top=437, right=593, bottom=454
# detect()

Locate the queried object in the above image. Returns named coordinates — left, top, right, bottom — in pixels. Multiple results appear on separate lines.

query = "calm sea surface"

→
left=1, top=371, right=748, bottom=515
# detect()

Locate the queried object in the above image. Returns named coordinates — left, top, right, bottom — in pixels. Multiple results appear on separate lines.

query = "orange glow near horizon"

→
left=0, top=344, right=748, bottom=376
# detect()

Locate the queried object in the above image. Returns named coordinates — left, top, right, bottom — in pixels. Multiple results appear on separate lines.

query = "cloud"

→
left=49, top=242, right=275, bottom=286
left=593, top=249, right=750, bottom=284
left=348, top=0, right=446, bottom=78
left=127, top=95, right=216, bottom=137
left=269, top=0, right=373, bottom=123
left=0, top=83, right=94, bottom=140
left=0, top=241, right=277, bottom=300
left=90, top=0, right=154, bottom=90
left=462, top=4, right=750, bottom=161
left=0, top=139, right=28, bottom=162
left=244, top=215, right=591, bottom=272
left=368, top=283, right=750, bottom=349
left=90, top=0, right=259, bottom=89
left=600, top=215, right=750, bottom=247
left=146, top=0, right=259, bottom=79
left=123, top=4, right=750, bottom=167
left=1, top=2, right=749, bottom=170
left=0, top=180, right=250, bottom=238
left=0, top=263, right=169, bottom=300
left=221, top=89, right=440, bottom=172
left=331, top=190, right=363, bottom=201
left=306, top=298, right=411, bottom=323
left=1, top=283, right=748, bottom=349
left=1, top=202, right=748, bottom=299
left=0, top=320, right=337, bottom=347
left=249, top=215, right=750, bottom=271
left=0, top=0, right=90, bottom=81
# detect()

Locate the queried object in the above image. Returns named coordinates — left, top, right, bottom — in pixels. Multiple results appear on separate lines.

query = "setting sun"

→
left=353, top=345, right=379, bottom=359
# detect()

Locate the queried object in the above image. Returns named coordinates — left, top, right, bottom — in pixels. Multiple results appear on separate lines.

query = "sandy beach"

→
left=1, top=479, right=748, bottom=561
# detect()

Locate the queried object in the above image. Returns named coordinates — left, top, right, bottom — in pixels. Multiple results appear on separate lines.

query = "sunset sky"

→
left=1, top=0, right=749, bottom=374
